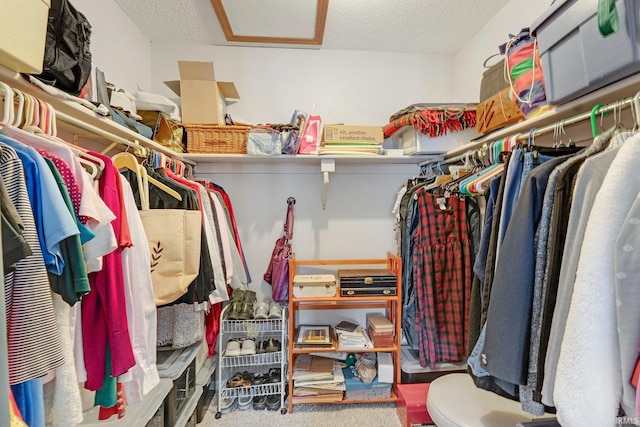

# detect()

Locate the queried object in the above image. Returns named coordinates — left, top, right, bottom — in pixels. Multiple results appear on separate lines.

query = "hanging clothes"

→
left=118, top=175, right=160, bottom=405
left=411, top=188, right=473, bottom=367
left=554, top=133, right=640, bottom=426
left=82, top=152, right=136, bottom=392
left=1, top=142, right=64, bottom=385
left=483, top=154, right=571, bottom=390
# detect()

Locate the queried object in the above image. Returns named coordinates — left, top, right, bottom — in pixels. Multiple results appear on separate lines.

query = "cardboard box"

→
left=342, top=367, right=391, bottom=401
left=0, top=0, right=50, bottom=73
left=396, top=126, right=478, bottom=155
left=164, top=61, right=239, bottom=125
left=396, top=383, right=434, bottom=427
left=323, top=125, right=383, bottom=144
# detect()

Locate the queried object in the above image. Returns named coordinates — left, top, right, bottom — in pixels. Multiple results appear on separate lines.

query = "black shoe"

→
left=266, top=394, right=280, bottom=411
left=266, top=338, right=281, bottom=353
left=253, top=395, right=267, bottom=410
left=256, top=340, right=268, bottom=354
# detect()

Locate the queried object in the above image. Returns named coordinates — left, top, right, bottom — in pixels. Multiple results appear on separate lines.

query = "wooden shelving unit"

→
left=287, top=252, right=402, bottom=413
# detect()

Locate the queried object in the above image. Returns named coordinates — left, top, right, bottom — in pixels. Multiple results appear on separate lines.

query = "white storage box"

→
left=377, top=352, right=394, bottom=384
left=293, top=274, right=337, bottom=298
left=396, top=126, right=478, bottom=155
left=532, top=0, right=640, bottom=105
left=0, top=0, right=50, bottom=73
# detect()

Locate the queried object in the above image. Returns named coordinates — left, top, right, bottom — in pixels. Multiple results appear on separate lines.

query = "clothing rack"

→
left=0, top=65, right=193, bottom=165
left=438, top=93, right=640, bottom=167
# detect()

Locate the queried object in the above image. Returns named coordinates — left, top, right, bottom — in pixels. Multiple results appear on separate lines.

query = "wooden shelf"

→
left=292, top=389, right=398, bottom=405
left=287, top=252, right=402, bottom=414
left=183, top=153, right=441, bottom=165
left=293, top=346, right=397, bottom=354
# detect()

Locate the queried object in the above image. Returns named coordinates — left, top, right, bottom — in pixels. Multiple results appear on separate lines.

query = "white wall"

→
left=150, top=43, right=455, bottom=126
left=79, top=0, right=151, bottom=92
left=195, top=162, right=417, bottom=301
left=149, top=43, right=455, bottom=300
left=453, top=0, right=551, bottom=102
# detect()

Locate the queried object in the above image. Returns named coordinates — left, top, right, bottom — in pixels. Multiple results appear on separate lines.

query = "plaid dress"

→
left=412, top=188, right=472, bottom=367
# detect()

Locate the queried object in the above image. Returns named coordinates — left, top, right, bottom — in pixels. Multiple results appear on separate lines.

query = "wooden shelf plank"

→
left=293, top=346, right=398, bottom=354
left=292, top=389, right=398, bottom=405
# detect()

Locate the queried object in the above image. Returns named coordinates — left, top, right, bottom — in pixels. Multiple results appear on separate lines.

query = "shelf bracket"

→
left=320, top=158, right=335, bottom=210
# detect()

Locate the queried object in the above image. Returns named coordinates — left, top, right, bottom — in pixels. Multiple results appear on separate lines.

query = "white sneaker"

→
left=240, top=338, right=256, bottom=355
left=267, top=302, right=282, bottom=319
left=224, top=340, right=241, bottom=357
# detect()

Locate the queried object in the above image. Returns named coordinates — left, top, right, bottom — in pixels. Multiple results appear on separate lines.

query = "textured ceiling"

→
left=114, top=0, right=510, bottom=54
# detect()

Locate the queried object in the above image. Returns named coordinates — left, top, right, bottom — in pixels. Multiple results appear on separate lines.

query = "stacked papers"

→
left=292, top=355, right=346, bottom=403
left=336, top=327, right=373, bottom=351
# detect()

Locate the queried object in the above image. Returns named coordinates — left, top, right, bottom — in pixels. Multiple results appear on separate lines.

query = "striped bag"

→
left=500, top=28, right=551, bottom=118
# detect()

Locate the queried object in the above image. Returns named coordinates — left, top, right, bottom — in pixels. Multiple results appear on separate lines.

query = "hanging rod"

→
left=441, top=95, right=637, bottom=165
left=514, top=97, right=634, bottom=141
left=56, top=110, right=195, bottom=165
left=56, top=110, right=147, bottom=155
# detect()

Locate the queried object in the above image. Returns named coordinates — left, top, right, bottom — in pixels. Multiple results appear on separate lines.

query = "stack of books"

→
left=318, top=142, right=383, bottom=155
left=319, top=125, right=384, bottom=156
left=292, top=354, right=345, bottom=403
left=366, top=314, right=395, bottom=348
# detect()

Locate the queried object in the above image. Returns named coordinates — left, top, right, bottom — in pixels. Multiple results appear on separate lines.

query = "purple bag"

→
left=264, top=197, right=295, bottom=302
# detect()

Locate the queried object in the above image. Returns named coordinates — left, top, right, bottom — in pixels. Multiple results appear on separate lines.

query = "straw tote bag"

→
left=138, top=169, right=202, bottom=305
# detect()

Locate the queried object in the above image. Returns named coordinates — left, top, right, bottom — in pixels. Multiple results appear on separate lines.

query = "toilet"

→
left=426, top=373, right=554, bottom=427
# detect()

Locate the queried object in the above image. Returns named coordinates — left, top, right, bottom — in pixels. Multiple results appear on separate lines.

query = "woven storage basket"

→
left=185, top=124, right=251, bottom=154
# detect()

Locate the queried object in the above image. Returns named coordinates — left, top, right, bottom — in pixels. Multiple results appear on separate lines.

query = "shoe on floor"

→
left=253, top=394, right=267, bottom=410
left=220, top=397, right=236, bottom=414
left=238, top=395, right=253, bottom=411
left=266, top=394, right=280, bottom=411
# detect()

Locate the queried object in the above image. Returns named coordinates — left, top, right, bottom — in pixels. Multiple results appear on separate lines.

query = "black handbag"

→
left=32, top=0, right=93, bottom=96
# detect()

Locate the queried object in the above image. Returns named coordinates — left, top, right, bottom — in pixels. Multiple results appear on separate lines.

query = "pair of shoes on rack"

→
left=254, top=300, right=282, bottom=320
left=224, top=338, right=257, bottom=356
left=256, top=338, right=281, bottom=354
left=226, top=371, right=254, bottom=388
left=228, top=289, right=257, bottom=320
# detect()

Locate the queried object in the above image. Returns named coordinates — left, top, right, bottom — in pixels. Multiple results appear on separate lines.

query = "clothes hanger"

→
left=12, top=89, right=23, bottom=128
left=0, top=82, right=14, bottom=125
left=114, top=151, right=182, bottom=201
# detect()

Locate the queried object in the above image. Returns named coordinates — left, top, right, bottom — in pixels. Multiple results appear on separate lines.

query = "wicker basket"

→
left=185, top=124, right=251, bottom=154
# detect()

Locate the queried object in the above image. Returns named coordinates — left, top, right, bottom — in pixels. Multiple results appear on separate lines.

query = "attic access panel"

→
left=210, top=0, right=328, bottom=46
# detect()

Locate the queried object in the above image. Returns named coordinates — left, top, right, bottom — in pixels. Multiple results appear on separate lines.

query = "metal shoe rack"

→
left=215, top=304, right=288, bottom=418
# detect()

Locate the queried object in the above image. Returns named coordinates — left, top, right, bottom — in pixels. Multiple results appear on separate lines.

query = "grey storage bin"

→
left=531, top=0, right=640, bottom=105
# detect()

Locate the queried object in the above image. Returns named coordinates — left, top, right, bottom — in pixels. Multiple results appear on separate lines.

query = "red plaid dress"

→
left=412, top=188, right=472, bottom=367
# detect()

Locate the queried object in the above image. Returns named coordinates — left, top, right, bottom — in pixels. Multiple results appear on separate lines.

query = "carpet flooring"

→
left=199, top=398, right=403, bottom=427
